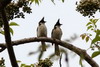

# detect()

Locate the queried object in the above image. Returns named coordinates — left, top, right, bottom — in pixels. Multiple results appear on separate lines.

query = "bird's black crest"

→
left=39, top=17, right=46, bottom=23
left=55, top=19, right=62, bottom=26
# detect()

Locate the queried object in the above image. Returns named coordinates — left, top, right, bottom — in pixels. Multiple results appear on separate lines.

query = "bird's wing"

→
left=37, top=26, right=39, bottom=37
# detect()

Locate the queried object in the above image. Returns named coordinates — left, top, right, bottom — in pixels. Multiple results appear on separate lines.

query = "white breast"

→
left=52, top=26, right=62, bottom=40
left=37, top=24, right=47, bottom=37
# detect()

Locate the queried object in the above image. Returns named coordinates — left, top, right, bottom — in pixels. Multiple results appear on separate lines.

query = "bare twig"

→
left=0, top=44, right=6, bottom=52
left=59, top=54, right=62, bottom=67
left=0, top=37, right=99, bottom=67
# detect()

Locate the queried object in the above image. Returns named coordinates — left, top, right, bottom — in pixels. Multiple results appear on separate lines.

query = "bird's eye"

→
left=39, top=23, right=41, bottom=25
left=56, top=26, right=58, bottom=27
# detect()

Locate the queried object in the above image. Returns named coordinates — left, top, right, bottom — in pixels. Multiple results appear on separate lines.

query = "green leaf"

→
left=51, top=0, right=54, bottom=3
left=86, top=36, right=89, bottom=42
left=62, top=0, right=64, bottom=2
left=30, top=64, right=34, bottom=66
left=0, top=31, right=4, bottom=35
left=35, top=0, right=39, bottom=4
left=92, top=19, right=99, bottom=24
left=24, top=65, right=31, bottom=67
left=9, top=22, right=19, bottom=26
left=31, top=0, right=35, bottom=2
left=79, top=57, right=84, bottom=67
left=91, top=29, right=100, bottom=44
left=20, top=64, right=26, bottom=67
left=17, top=60, right=21, bottom=63
left=9, top=27, right=14, bottom=35
left=80, top=34, right=86, bottom=40
left=90, top=19, right=93, bottom=22
left=86, top=22, right=92, bottom=26
left=38, top=51, right=43, bottom=61
left=87, top=25, right=93, bottom=30
left=89, top=34, right=92, bottom=36
left=91, top=51, right=100, bottom=58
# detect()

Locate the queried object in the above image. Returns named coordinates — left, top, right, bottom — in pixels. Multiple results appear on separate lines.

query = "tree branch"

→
left=0, top=37, right=99, bottom=67
left=1, top=1, right=18, bottom=66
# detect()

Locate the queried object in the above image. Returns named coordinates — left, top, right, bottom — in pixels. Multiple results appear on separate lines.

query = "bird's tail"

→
left=55, top=44, right=60, bottom=56
left=41, top=42, right=46, bottom=51
left=52, top=43, right=53, bottom=45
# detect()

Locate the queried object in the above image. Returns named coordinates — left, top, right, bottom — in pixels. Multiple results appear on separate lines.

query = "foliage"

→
left=91, top=29, right=100, bottom=45
left=80, top=18, right=100, bottom=58
left=20, top=64, right=34, bottom=67
left=0, top=22, right=19, bottom=35
left=91, top=51, right=100, bottom=58
left=51, top=0, right=64, bottom=4
left=0, top=0, right=32, bottom=31
left=18, top=58, right=53, bottom=67
left=36, top=58, right=53, bottom=67
left=76, top=0, right=100, bottom=17
left=0, top=0, right=99, bottom=67
left=0, top=58, right=52, bottom=67
left=80, top=33, right=90, bottom=42
left=0, top=0, right=32, bottom=36
left=0, top=58, right=5, bottom=67
left=1, top=0, right=32, bottom=21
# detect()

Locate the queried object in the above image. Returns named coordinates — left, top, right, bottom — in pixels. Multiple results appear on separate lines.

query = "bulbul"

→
left=37, top=17, right=47, bottom=51
left=51, top=19, right=62, bottom=56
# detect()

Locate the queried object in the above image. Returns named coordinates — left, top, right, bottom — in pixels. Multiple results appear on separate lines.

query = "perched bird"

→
left=51, top=19, right=62, bottom=56
left=37, top=17, right=47, bottom=51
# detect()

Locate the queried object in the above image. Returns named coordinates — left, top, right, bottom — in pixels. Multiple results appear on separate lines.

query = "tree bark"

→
left=0, top=37, right=99, bottom=67
left=1, top=9, right=18, bottom=67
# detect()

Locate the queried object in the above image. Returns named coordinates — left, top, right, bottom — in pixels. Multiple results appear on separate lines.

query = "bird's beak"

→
left=60, top=24, right=62, bottom=25
left=44, top=21, right=46, bottom=23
